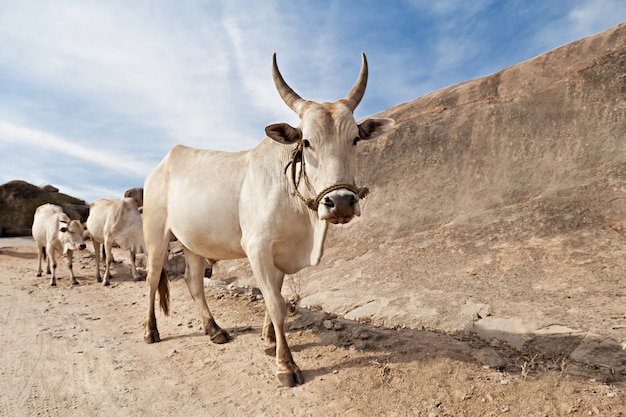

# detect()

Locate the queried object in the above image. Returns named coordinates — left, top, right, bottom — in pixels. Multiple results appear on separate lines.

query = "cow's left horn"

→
left=342, top=53, right=368, bottom=112
left=272, top=53, right=308, bottom=116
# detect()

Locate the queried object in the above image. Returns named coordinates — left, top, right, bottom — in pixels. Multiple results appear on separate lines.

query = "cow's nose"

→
left=79, top=244, right=87, bottom=250
left=323, top=193, right=357, bottom=210
left=323, top=193, right=358, bottom=218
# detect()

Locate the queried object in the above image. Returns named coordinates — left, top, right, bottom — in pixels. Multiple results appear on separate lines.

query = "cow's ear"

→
left=265, top=123, right=302, bottom=145
left=357, top=118, right=395, bottom=141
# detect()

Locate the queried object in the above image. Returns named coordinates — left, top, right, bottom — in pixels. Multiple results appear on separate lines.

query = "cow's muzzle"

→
left=318, top=189, right=361, bottom=224
left=313, top=185, right=369, bottom=224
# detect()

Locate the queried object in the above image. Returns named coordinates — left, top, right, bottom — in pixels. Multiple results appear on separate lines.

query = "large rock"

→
left=0, top=180, right=87, bottom=236
left=242, top=23, right=626, bottom=377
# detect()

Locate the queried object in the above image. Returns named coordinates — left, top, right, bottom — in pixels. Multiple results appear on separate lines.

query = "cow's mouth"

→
left=326, top=215, right=356, bottom=225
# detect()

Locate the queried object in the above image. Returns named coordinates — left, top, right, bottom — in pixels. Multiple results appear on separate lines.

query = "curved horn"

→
left=272, top=53, right=307, bottom=116
left=342, top=53, right=368, bottom=112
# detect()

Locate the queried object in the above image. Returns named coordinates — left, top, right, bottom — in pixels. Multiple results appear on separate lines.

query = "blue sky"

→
left=1, top=0, right=625, bottom=203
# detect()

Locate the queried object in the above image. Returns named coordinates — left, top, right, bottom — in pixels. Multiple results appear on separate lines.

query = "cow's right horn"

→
left=272, top=53, right=308, bottom=117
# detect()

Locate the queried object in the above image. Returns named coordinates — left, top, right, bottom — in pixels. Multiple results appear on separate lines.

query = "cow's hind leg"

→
left=36, top=245, right=44, bottom=277
left=102, top=237, right=114, bottom=286
left=143, top=232, right=170, bottom=343
left=144, top=249, right=168, bottom=344
left=183, top=249, right=230, bottom=343
left=92, top=240, right=102, bottom=282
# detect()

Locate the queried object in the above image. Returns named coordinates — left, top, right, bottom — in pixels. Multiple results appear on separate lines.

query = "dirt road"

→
left=0, top=244, right=624, bottom=416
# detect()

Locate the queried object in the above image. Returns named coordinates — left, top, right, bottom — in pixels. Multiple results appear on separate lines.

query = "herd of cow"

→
left=29, top=54, right=395, bottom=387
left=31, top=197, right=145, bottom=287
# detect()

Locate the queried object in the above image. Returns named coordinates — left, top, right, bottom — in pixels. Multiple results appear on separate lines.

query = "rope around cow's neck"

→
left=285, top=142, right=370, bottom=211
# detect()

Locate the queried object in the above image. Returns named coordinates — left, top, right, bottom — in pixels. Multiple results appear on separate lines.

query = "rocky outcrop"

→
left=0, top=180, right=87, bottom=237
left=287, top=23, right=626, bottom=380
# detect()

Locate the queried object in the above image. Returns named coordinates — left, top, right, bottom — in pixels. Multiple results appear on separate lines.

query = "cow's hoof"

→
left=277, top=369, right=304, bottom=387
left=210, top=329, right=231, bottom=344
left=264, top=344, right=277, bottom=356
left=72, top=281, right=79, bottom=286
left=144, top=330, right=160, bottom=344
left=36, top=272, right=42, bottom=277
left=96, top=278, right=102, bottom=282
left=50, top=282, right=57, bottom=287
left=103, top=281, right=110, bottom=287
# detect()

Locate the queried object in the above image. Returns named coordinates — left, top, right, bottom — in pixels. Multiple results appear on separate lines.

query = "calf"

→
left=32, top=203, right=87, bottom=286
left=86, top=197, right=145, bottom=286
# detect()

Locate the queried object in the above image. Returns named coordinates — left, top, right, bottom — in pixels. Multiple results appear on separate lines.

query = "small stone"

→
left=323, top=320, right=334, bottom=330
left=473, top=347, right=507, bottom=370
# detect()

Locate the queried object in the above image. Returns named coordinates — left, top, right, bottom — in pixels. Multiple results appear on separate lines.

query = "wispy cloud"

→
left=532, top=0, right=626, bottom=53
left=0, top=120, right=154, bottom=177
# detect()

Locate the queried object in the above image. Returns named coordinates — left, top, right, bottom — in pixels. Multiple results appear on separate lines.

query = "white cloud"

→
left=569, top=0, right=626, bottom=35
left=532, top=0, right=626, bottom=53
left=0, top=1, right=264, bottom=151
left=0, top=120, right=154, bottom=177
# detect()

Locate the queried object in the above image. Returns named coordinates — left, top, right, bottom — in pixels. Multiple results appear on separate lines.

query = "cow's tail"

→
left=158, top=269, right=170, bottom=316
left=41, top=246, right=47, bottom=260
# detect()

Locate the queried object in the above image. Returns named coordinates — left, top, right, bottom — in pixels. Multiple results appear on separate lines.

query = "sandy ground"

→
left=0, top=242, right=625, bottom=417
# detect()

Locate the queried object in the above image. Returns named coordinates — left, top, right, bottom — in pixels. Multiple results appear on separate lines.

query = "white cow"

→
left=86, top=197, right=145, bottom=286
left=142, top=53, right=394, bottom=386
left=32, top=203, right=87, bottom=286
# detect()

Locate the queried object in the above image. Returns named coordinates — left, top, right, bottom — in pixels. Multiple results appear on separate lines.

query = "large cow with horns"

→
left=142, top=53, right=394, bottom=386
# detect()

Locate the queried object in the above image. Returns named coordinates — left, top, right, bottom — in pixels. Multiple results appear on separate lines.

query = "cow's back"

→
left=144, top=144, right=251, bottom=260
left=88, top=198, right=144, bottom=253
left=86, top=198, right=116, bottom=243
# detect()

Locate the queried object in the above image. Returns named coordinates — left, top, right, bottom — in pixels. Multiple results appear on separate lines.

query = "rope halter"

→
left=285, top=142, right=370, bottom=211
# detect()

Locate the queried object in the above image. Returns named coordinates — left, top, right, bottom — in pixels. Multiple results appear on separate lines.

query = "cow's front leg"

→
left=183, top=249, right=230, bottom=343
left=47, top=245, right=58, bottom=286
left=266, top=284, right=303, bottom=386
left=130, top=250, right=143, bottom=281
left=249, top=253, right=303, bottom=387
left=66, top=250, right=79, bottom=285
left=36, top=246, right=44, bottom=277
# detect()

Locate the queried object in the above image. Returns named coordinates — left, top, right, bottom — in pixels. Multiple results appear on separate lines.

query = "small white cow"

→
left=86, top=197, right=145, bottom=286
left=32, top=203, right=87, bottom=286
left=142, top=53, right=394, bottom=386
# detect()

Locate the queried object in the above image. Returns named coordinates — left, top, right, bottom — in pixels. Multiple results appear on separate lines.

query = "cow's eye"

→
left=302, top=139, right=311, bottom=148
left=353, top=137, right=361, bottom=145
